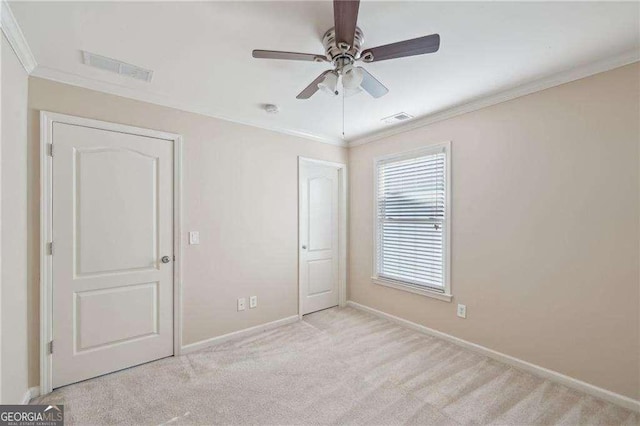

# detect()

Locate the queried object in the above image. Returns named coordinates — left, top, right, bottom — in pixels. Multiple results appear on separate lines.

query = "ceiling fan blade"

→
left=359, top=67, right=388, bottom=98
left=361, top=34, right=440, bottom=62
left=334, top=0, right=360, bottom=50
left=296, top=70, right=333, bottom=99
left=252, top=50, right=327, bottom=62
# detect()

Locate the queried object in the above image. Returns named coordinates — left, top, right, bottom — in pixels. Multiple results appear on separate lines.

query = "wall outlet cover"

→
left=249, top=296, right=257, bottom=308
left=237, top=298, right=246, bottom=311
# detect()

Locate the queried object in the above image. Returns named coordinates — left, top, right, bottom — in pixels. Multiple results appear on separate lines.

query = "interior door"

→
left=52, top=121, right=174, bottom=388
left=299, top=160, right=339, bottom=315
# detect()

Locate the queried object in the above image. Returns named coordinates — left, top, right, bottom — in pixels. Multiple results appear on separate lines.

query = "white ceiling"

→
left=9, top=1, right=640, bottom=144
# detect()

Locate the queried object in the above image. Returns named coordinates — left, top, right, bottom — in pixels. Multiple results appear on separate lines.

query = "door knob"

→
left=161, top=256, right=171, bottom=264
left=302, top=245, right=307, bottom=250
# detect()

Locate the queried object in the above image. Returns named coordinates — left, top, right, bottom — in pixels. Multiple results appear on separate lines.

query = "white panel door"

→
left=299, top=161, right=339, bottom=315
left=52, top=122, right=174, bottom=388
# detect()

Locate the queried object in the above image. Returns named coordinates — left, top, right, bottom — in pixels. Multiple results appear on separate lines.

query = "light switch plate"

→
left=189, top=231, right=200, bottom=245
left=249, top=296, right=257, bottom=309
left=457, top=304, right=467, bottom=319
left=237, top=298, right=246, bottom=311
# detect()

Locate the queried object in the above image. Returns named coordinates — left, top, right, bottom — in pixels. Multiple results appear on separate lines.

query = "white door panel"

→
left=52, top=122, right=173, bottom=388
left=308, top=259, right=333, bottom=296
left=75, top=282, right=158, bottom=351
left=308, top=177, right=333, bottom=251
left=75, top=147, right=158, bottom=275
left=299, top=162, right=339, bottom=315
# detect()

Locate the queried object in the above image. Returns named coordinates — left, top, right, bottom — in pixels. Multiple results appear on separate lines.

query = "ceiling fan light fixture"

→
left=344, top=86, right=362, bottom=97
left=318, top=71, right=339, bottom=96
left=342, top=65, right=364, bottom=90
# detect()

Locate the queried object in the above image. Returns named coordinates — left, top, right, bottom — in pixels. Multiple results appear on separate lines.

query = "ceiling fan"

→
left=252, top=0, right=440, bottom=100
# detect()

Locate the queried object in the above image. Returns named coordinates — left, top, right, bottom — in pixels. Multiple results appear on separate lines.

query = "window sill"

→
left=371, top=277, right=453, bottom=302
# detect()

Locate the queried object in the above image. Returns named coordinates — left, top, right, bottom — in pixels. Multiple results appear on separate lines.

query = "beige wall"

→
left=1, top=34, right=30, bottom=403
left=348, top=63, right=640, bottom=400
left=22, top=64, right=640, bottom=400
left=27, top=77, right=347, bottom=387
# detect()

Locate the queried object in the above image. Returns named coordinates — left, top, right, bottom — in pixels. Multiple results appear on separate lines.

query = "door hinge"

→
left=48, top=340, right=54, bottom=354
left=48, top=242, right=53, bottom=255
left=48, top=143, right=54, bottom=157
left=173, top=255, right=176, bottom=261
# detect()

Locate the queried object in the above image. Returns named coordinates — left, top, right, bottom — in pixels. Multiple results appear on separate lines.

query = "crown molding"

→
left=6, top=0, right=636, bottom=150
left=348, top=49, right=640, bottom=147
left=1, top=0, right=37, bottom=74
left=30, top=66, right=347, bottom=147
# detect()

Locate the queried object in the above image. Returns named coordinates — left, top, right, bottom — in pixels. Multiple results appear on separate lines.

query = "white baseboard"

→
left=180, top=315, right=299, bottom=355
left=20, top=386, right=40, bottom=404
left=347, top=301, right=640, bottom=413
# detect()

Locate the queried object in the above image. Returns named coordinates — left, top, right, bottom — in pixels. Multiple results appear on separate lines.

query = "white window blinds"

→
left=375, top=147, right=448, bottom=292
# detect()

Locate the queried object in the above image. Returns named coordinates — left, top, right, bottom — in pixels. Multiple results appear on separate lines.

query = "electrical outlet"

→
left=237, top=298, right=246, bottom=311
left=249, top=296, right=257, bottom=309
left=457, top=304, right=467, bottom=319
left=189, top=231, right=200, bottom=245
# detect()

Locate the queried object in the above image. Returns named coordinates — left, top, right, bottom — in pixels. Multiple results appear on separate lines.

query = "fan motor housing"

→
left=322, top=26, right=364, bottom=64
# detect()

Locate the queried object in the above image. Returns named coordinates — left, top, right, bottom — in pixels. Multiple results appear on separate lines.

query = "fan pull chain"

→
left=342, top=88, right=345, bottom=138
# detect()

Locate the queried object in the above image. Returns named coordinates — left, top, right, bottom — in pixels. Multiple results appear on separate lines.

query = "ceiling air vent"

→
left=382, top=112, right=414, bottom=124
left=82, top=51, right=153, bottom=82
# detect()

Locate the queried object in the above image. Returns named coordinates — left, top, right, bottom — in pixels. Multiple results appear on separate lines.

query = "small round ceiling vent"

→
left=263, top=104, right=279, bottom=114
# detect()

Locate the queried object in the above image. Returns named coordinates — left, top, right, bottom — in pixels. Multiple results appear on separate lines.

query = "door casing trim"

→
left=297, top=157, right=348, bottom=319
left=39, top=111, right=184, bottom=396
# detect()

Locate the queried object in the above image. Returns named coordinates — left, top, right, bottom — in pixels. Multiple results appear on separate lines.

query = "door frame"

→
left=39, top=111, right=184, bottom=396
left=297, top=157, right=347, bottom=319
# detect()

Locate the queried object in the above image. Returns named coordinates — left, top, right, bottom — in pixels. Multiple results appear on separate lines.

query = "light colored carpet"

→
left=33, top=306, right=638, bottom=425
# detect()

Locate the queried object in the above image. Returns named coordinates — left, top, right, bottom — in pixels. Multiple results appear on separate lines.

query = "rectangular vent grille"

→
left=382, top=112, right=414, bottom=124
left=82, top=51, right=153, bottom=82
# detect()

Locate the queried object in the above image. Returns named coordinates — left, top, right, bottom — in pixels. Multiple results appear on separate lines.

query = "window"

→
left=373, top=143, right=451, bottom=301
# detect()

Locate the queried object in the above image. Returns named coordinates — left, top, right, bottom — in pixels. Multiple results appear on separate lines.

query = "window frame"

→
left=371, top=142, right=452, bottom=302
